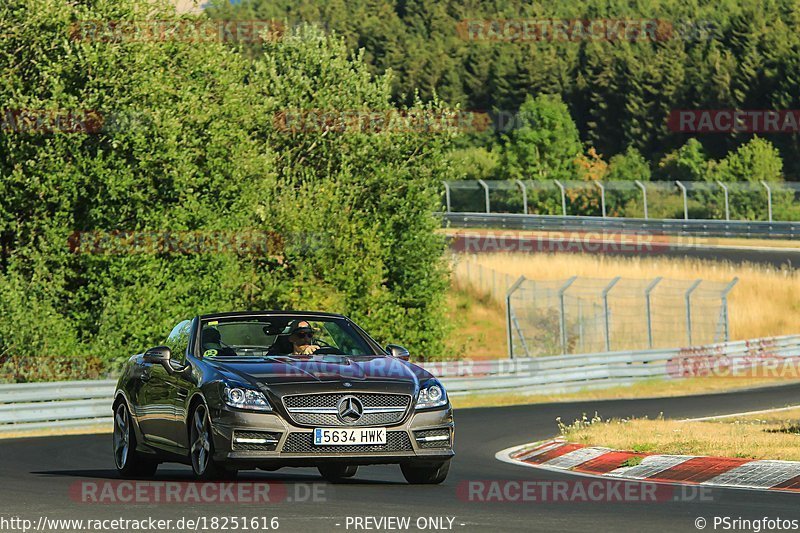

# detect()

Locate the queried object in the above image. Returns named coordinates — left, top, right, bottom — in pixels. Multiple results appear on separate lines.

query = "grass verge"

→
left=560, top=407, right=800, bottom=461
left=443, top=288, right=506, bottom=359
left=0, top=423, right=111, bottom=440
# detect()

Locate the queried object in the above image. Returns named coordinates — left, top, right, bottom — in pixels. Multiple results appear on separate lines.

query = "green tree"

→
left=657, top=138, right=710, bottom=181
left=710, top=137, right=784, bottom=220
left=607, top=146, right=651, bottom=182
left=0, top=0, right=457, bottom=382
left=500, top=94, right=582, bottom=181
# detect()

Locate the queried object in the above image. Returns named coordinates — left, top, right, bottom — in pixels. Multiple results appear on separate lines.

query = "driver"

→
left=288, top=321, right=320, bottom=355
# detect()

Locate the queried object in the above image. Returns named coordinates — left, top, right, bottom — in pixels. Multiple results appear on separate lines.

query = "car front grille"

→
left=281, top=431, right=413, bottom=454
left=282, top=393, right=411, bottom=427
left=288, top=411, right=405, bottom=427
left=413, top=428, right=452, bottom=449
left=232, top=430, right=282, bottom=452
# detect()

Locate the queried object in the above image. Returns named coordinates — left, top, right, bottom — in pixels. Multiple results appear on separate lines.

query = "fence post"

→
left=477, top=179, right=490, bottom=214
left=644, top=277, right=663, bottom=349
left=577, top=298, right=584, bottom=353
left=594, top=181, right=606, bottom=218
left=761, top=180, right=773, bottom=222
left=602, top=277, right=621, bottom=351
left=685, top=279, right=702, bottom=345
left=506, top=276, right=526, bottom=359
left=515, top=179, right=528, bottom=214
left=635, top=180, right=648, bottom=219
left=716, top=180, right=730, bottom=221
left=676, top=180, right=688, bottom=220
left=720, top=277, right=739, bottom=342
left=554, top=180, right=567, bottom=216
left=558, top=276, right=578, bottom=354
left=443, top=181, right=452, bottom=213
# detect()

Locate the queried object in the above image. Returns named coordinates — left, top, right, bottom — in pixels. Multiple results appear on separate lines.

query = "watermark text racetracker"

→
left=460, top=480, right=713, bottom=503
left=449, top=230, right=684, bottom=255
left=0, top=515, right=280, bottom=533
left=70, top=480, right=326, bottom=504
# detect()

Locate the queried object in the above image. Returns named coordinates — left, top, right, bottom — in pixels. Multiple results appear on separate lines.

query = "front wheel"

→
left=113, top=403, right=158, bottom=478
left=189, top=403, right=237, bottom=480
left=400, top=461, right=449, bottom=484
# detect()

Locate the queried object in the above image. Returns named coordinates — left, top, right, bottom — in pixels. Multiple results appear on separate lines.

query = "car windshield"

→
left=198, top=315, right=377, bottom=358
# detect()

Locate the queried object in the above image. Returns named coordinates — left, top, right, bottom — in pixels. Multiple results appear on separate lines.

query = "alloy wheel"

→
left=113, top=404, right=130, bottom=470
left=191, top=405, right=212, bottom=475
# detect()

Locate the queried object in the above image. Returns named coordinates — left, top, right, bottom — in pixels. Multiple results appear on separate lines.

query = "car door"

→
left=135, top=319, right=192, bottom=449
left=163, top=319, right=194, bottom=450
left=137, top=361, right=176, bottom=448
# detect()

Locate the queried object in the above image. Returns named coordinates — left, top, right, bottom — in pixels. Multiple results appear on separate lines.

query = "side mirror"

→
left=143, top=345, right=172, bottom=364
left=386, top=344, right=410, bottom=361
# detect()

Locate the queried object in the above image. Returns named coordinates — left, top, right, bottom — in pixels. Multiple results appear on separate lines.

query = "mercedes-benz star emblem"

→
left=336, top=396, right=363, bottom=424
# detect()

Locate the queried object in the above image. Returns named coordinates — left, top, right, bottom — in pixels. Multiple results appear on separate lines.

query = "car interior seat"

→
left=201, top=327, right=236, bottom=356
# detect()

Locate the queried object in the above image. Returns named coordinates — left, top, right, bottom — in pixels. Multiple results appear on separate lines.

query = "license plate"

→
left=313, top=427, right=387, bottom=446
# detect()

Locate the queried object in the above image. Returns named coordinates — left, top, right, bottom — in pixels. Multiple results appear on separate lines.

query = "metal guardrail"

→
left=442, top=212, right=800, bottom=239
left=429, top=334, right=800, bottom=395
left=1, top=334, right=798, bottom=432
left=0, top=379, right=116, bottom=432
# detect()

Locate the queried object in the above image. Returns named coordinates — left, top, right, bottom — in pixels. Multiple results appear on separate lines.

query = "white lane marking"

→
left=495, top=444, right=800, bottom=493
left=606, top=455, right=697, bottom=479
left=702, top=460, right=800, bottom=488
left=543, top=447, right=612, bottom=469
left=684, top=404, right=800, bottom=422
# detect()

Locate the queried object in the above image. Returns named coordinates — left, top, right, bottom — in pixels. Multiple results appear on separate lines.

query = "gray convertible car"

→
left=112, top=311, right=454, bottom=484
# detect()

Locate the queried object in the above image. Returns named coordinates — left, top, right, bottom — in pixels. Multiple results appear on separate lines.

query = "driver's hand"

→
left=297, top=344, right=320, bottom=355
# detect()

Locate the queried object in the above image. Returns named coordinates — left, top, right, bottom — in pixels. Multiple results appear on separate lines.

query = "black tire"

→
left=189, top=403, right=237, bottom=480
left=400, top=461, right=450, bottom=484
left=318, top=464, right=358, bottom=482
left=113, top=403, right=158, bottom=478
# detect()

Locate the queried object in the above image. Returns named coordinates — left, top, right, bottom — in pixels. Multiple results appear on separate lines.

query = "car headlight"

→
left=223, top=386, right=272, bottom=412
left=416, top=380, right=448, bottom=409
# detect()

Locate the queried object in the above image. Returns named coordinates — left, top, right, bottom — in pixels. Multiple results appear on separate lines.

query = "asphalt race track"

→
left=2, top=385, right=800, bottom=532
left=448, top=233, right=800, bottom=269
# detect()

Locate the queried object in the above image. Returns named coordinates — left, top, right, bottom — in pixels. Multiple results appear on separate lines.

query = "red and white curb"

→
left=496, top=438, right=800, bottom=493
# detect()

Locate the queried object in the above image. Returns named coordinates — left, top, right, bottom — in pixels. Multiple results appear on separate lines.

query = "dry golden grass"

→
left=450, top=376, right=799, bottom=409
left=561, top=412, right=800, bottom=460
left=723, top=406, right=800, bottom=423
left=443, top=289, right=507, bottom=359
left=458, top=253, right=800, bottom=341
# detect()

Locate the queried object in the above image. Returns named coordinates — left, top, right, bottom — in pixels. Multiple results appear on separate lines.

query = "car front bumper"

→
left=208, top=403, right=455, bottom=468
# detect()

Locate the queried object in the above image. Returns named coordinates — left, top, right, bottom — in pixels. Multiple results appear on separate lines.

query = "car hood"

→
left=205, top=354, right=435, bottom=387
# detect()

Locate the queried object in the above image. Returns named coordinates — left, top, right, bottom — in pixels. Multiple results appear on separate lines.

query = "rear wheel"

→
left=318, top=464, right=358, bottom=482
left=189, top=403, right=237, bottom=480
left=113, top=403, right=158, bottom=478
left=400, top=461, right=449, bottom=484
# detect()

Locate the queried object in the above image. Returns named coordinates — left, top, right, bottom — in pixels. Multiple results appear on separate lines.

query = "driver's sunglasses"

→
left=297, top=332, right=313, bottom=339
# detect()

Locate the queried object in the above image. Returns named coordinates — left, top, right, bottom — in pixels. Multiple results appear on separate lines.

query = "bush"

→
left=0, top=1, right=456, bottom=381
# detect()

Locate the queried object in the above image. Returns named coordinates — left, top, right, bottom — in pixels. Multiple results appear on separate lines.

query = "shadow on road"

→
left=30, top=468, right=405, bottom=485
